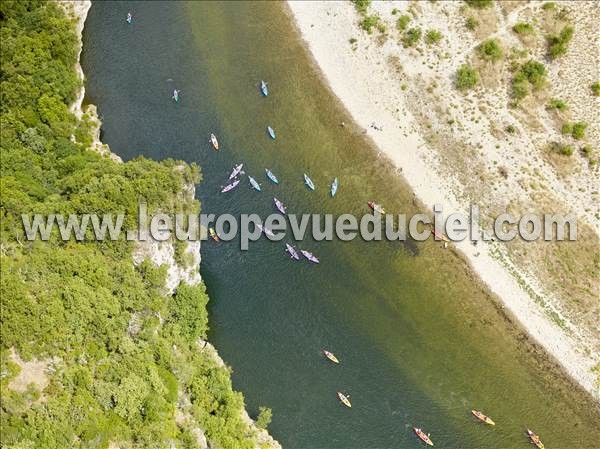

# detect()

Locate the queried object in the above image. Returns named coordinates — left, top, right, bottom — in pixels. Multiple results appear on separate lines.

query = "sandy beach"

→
left=287, top=0, right=599, bottom=400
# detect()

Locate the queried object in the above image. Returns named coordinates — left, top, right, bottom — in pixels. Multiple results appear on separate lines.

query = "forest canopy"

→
left=0, top=2, right=263, bottom=448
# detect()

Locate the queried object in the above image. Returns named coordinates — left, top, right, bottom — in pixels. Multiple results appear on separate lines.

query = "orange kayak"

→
left=413, top=427, right=433, bottom=446
left=471, top=410, right=495, bottom=426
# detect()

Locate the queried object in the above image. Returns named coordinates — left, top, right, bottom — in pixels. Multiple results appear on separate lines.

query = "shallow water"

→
left=82, top=2, right=600, bottom=448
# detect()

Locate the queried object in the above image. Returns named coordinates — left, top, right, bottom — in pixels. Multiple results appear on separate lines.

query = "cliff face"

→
left=58, top=2, right=281, bottom=447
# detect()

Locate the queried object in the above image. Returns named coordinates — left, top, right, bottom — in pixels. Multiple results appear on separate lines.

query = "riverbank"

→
left=59, top=2, right=281, bottom=447
left=287, top=0, right=598, bottom=400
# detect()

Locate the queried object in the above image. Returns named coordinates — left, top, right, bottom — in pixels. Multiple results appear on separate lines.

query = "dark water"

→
left=82, top=2, right=600, bottom=448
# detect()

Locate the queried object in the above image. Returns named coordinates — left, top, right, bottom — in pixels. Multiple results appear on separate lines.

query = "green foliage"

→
left=571, top=122, right=587, bottom=140
left=477, top=38, right=503, bottom=62
left=591, top=82, right=600, bottom=96
left=559, top=145, right=574, bottom=156
left=359, top=15, right=381, bottom=34
left=255, top=407, right=273, bottom=430
left=548, top=98, right=568, bottom=111
left=0, top=3, right=264, bottom=449
left=505, top=125, right=516, bottom=134
left=402, top=27, right=422, bottom=48
left=561, top=123, right=573, bottom=135
left=455, top=64, right=478, bottom=90
left=547, top=25, right=574, bottom=59
left=542, top=2, right=556, bottom=10
left=465, top=17, right=479, bottom=31
left=511, top=60, right=547, bottom=100
left=396, top=15, right=411, bottom=31
left=512, top=22, right=534, bottom=35
left=465, top=0, right=492, bottom=8
left=352, top=0, right=371, bottom=15
left=425, top=29, right=443, bottom=45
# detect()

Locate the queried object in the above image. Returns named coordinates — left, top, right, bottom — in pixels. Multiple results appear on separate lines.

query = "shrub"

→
left=256, top=407, right=273, bottom=429
left=542, top=2, right=555, bottom=10
left=512, top=79, right=529, bottom=99
left=465, top=0, right=492, bottom=8
left=512, top=22, right=534, bottom=35
left=349, top=37, right=357, bottom=44
left=396, top=14, right=411, bottom=31
left=402, top=27, right=422, bottom=47
left=547, top=25, right=574, bottom=59
left=392, top=8, right=399, bottom=15
left=477, top=38, right=503, bottom=62
left=571, top=122, right=587, bottom=140
left=581, top=145, right=592, bottom=157
left=425, top=29, right=443, bottom=45
left=352, top=0, right=372, bottom=14
left=548, top=98, right=568, bottom=111
left=505, top=125, right=516, bottom=134
left=591, top=81, right=600, bottom=96
left=360, top=15, right=381, bottom=34
left=455, top=64, right=478, bottom=90
left=560, top=145, right=574, bottom=156
left=519, top=60, right=547, bottom=89
left=561, top=123, right=573, bottom=135
left=465, top=17, right=479, bottom=30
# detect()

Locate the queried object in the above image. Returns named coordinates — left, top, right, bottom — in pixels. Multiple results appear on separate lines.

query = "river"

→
left=82, top=2, right=600, bottom=448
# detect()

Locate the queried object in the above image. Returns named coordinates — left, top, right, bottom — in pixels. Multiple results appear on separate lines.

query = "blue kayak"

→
left=267, top=126, right=276, bottom=140
left=248, top=176, right=261, bottom=192
left=304, top=173, right=315, bottom=191
left=331, top=177, right=339, bottom=197
left=260, top=80, right=268, bottom=96
left=265, top=169, right=279, bottom=184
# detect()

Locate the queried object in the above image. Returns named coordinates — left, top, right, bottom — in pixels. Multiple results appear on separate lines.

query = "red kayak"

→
left=413, top=427, right=433, bottom=446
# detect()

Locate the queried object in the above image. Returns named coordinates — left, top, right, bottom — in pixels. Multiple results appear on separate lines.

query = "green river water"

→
left=82, top=2, right=599, bottom=448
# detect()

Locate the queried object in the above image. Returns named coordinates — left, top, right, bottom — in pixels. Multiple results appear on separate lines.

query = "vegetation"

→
left=360, top=15, right=382, bottom=34
left=505, top=125, right=516, bottom=134
left=455, top=64, right=479, bottom=90
left=559, top=144, right=574, bottom=156
left=571, top=122, right=587, bottom=140
left=512, top=22, right=534, bottom=35
left=542, top=2, right=556, bottom=10
left=256, top=407, right=273, bottom=430
left=351, top=0, right=371, bottom=15
left=396, top=14, right=411, bottom=32
left=0, top=3, right=266, bottom=448
left=547, top=25, right=574, bottom=59
left=402, top=27, right=422, bottom=48
left=591, top=81, right=600, bottom=96
left=425, top=29, right=443, bottom=45
left=465, top=0, right=492, bottom=8
left=548, top=98, right=568, bottom=111
left=465, top=17, right=479, bottom=31
left=477, top=38, right=503, bottom=62
left=511, top=60, right=547, bottom=100
left=561, top=123, right=573, bottom=135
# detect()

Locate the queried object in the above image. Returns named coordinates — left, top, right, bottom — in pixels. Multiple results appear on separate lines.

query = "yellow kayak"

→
left=337, top=391, right=351, bottom=408
left=322, top=349, right=340, bottom=364
left=471, top=410, right=495, bottom=426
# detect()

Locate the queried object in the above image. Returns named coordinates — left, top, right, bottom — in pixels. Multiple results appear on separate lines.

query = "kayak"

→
left=126, top=12, right=132, bottom=23
left=267, top=126, right=276, bottom=139
left=431, top=228, right=450, bottom=242
left=260, top=80, right=268, bottom=96
left=248, top=176, right=261, bottom=192
left=221, top=179, right=240, bottom=193
left=209, top=227, right=220, bottom=243
left=322, top=350, right=339, bottom=364
left=273, top=197, right=286, bottom=214
left=413, top=428, right=433, bottom=446
left=256, top=223, right=275, bottom=238
left=285, top=243, right=300, bottom=260
left=210, top=133, right=219, bottom=151
left=526, top=429, right=545, bottom=449
left=304, top=173, right=315, bottom=191
left=337, top=392, right=351, bottom=408
left=367, top=201, right=386, bottom=215
left=265, top=169, right=279, bottom=184
left=471, top=410, right=495, bottom=426
left=331, top=177, right=339, bottom=197
left=300, top=250, right=320, bottom=264
left=172, top=89, right=179, bottom=102
left=228, top=163, right=244, bottom=180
